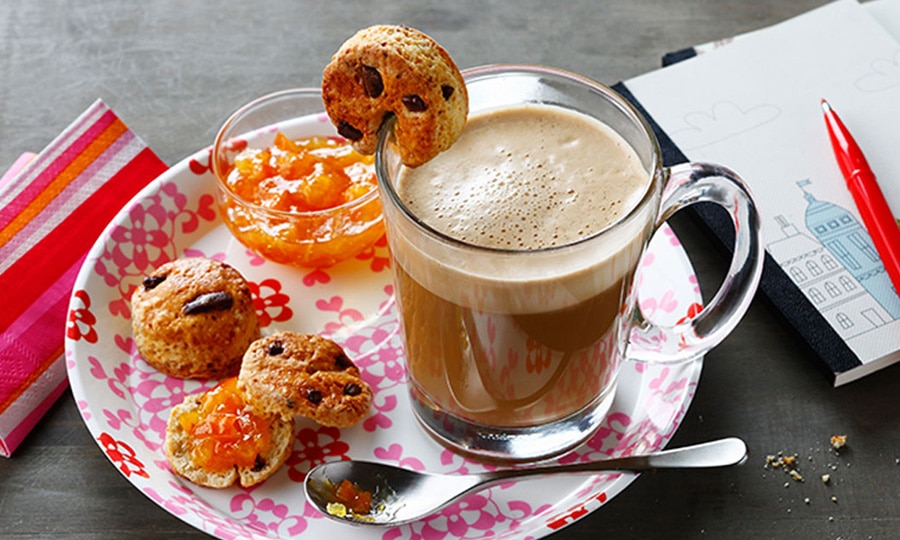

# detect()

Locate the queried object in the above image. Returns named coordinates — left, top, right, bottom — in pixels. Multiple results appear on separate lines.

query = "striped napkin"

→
left=0, top=99, right=168, bottom=457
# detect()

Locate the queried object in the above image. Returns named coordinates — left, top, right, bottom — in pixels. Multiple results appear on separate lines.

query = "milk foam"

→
left=390, top=103, right=655, bottom=313
left=398, top=104, right=649, bottom=250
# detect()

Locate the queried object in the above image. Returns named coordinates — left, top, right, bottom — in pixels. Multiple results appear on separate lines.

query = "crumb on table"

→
left=830, top=435, right=847, bottom=450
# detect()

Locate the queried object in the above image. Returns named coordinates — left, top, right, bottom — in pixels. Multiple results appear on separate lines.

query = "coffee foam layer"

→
left=390, top=103, right=655, bottom=313
left=398, top=104, right=649, bottom=250
left=387, top=209, right=653, bottom=314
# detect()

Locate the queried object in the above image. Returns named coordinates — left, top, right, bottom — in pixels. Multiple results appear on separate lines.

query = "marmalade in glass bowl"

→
left=212, top=89, right=384, bottom=268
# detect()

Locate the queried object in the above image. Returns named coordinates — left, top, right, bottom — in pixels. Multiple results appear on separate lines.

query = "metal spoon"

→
left=304, top=437, right=747, bottom=527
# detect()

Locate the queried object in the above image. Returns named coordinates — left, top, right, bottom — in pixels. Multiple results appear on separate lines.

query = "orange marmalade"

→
left=334, top=478, right=373, bottom=515
left=218, top=132, right=384, bottom=268
left=177, top=377, right=273, bottom=473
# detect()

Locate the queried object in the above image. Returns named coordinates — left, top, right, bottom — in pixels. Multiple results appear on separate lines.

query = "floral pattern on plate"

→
left=65, top=145, right=703, bottom=540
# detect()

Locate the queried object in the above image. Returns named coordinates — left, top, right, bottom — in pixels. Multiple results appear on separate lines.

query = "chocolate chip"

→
left=359, top=65, right=384, bottom=98
left=307, top=389, right=323, bottom=404
left=441, top=85, right=455, bottom=100
left=335, top=353, right=351, bottom=370
left=402, top=94, right=427, bottom=112
left=337, top=120, right=363, bottom=141
left=142, top=275, right=167, bottom=291
left=251, top=454, right=266, bottom=472
left=182, top=291, right=233, bottom=315
left=286, top=399, right=295, bottom=409
left=267, top=340, right=284, bottom=356
left=343, top=383, right=362, bottom=396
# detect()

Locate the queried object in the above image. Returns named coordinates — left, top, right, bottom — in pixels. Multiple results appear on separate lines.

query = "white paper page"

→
left=684, top=0, right=900, bottom=54
left=868, top=0, right=900, bottom=39
left=626, top=0, right=900, bottom=366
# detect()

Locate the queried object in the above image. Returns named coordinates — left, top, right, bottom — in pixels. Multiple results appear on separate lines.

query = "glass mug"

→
left=375, top=64, right=763, bottom=462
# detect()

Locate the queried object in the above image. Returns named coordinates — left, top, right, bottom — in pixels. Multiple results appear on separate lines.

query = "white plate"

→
left=65, top=140, right=703, bottom=539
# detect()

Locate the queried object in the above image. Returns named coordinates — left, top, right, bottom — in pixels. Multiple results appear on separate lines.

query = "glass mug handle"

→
left=627, top=162, right=765, bottom=363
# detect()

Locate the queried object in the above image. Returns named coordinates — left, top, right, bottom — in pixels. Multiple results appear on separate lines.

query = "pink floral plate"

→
left=65, top=134, right=703, bottom=539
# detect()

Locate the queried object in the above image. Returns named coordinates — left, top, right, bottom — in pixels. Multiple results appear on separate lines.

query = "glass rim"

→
left=374, top=63, right=664, bottom=256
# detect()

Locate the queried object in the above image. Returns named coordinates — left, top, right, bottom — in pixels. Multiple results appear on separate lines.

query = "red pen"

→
left=821, top=99, right=900, bottom=295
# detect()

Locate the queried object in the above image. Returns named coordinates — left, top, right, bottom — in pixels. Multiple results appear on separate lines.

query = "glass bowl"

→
left=211, top=89, right=384, bottom=268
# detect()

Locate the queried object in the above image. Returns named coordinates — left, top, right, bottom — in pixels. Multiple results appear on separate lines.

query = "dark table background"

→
left=2, top=1, right=898, bottom=538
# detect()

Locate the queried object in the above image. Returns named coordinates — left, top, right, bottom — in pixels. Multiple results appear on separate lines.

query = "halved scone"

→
left=238, top=332, right=372, bottom=428
left=164, top=377, right=293, bottom=488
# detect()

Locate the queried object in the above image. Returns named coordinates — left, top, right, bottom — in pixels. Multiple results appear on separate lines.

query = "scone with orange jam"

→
left=164, top=377, right=293, bottom=488
left=238, top=332, right=372, bottom=428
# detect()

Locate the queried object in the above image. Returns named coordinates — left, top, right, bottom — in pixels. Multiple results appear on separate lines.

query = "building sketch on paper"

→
left=767, top=180, right=900, bottom=341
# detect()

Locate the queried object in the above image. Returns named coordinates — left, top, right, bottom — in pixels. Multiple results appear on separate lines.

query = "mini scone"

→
left=321, top=24, right=468, bottom=167
left=238, top=332, right=372, bottom=428
left=164, top=377, right=293, bottom=488
left=131, top=258, right=260, bottom=379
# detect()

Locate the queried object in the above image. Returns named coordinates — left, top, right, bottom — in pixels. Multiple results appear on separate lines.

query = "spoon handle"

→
left=483, top=437, right=747, bottom=482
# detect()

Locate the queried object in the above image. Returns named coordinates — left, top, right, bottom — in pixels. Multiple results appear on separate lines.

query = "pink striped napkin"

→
left=0, top=99, right=168, bottom=457
left=0, top=153, right=36, bottom=190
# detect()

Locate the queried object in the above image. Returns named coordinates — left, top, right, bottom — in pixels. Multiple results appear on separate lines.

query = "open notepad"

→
left=620, top=0, right=900, bottom=385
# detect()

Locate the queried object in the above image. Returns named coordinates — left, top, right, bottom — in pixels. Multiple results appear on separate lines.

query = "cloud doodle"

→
left=855, top=49, right=900, bottom=92
left=671, top=101, right=781, bottom=150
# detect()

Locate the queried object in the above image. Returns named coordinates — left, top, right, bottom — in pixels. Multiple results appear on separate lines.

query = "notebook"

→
left=618, top=0, right=900, bottom=385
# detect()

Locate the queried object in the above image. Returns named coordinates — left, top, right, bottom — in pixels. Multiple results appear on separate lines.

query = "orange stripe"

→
left=0, top=119, right=127, bottom=246
left=0, top=343, right=64, bottom=414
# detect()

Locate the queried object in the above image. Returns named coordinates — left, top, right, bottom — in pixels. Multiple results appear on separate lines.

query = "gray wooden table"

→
left=2, top=1, right=898, bottom=538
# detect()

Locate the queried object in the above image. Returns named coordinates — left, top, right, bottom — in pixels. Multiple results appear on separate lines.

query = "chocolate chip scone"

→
left=322, top=24, right=468, bottom=167
left=237, top=332, right=372, bottom=428
left=131, top=258, right=260, bottom=379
